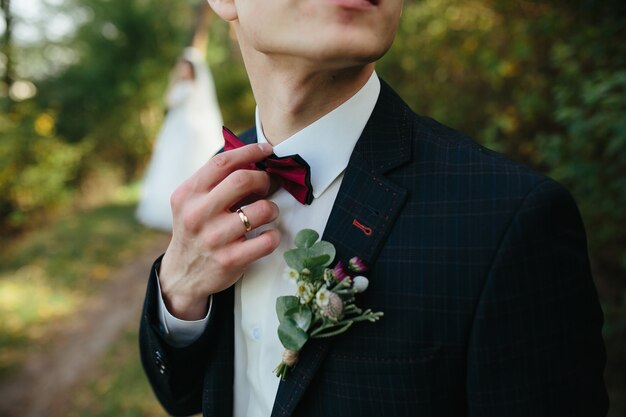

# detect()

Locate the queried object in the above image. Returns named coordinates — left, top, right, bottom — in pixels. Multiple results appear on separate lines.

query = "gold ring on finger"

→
left=236, top=208, right=252, bottom=232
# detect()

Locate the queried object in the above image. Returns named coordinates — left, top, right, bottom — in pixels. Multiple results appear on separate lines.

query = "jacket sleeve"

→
left=139, top=255, right=234, bottom=417
left=466, top=179, right=609, bottom=416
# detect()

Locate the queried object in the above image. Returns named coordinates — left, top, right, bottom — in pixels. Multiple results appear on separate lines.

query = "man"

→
left=140, top=0, right=608, bottom=416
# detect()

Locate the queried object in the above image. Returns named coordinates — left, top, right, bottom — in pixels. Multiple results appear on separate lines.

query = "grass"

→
left=0, top=183, right=164, bottom=375
left=66, top=326, right=172, bottom=417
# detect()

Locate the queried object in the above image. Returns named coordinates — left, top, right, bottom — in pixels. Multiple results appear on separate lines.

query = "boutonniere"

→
left=274, top=229, right=384, bottom=379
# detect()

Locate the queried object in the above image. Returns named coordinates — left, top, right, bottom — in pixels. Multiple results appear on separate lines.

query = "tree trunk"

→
left=1, top=0, right=14, bottom=105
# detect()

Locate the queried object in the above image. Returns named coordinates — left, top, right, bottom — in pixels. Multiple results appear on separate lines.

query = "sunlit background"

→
left=1, top=1, right=625, bottom=416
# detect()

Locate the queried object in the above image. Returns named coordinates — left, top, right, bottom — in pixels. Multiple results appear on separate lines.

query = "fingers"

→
left=193, top=143, right=274, bottom=191
left=215, top=229, right=282, bottom=272
left=172, top=163, right=277, bottom=240
left=230, top=175, right=281, bottom=210
left=206, top=199, right=279, bottom=245
left=178, top=194, right=279, bottom=244
left=230, top=199, right=279, bottom=235
left=206, top=169, right=274, bottom=215
left=160, top=142, right=283, bottom=316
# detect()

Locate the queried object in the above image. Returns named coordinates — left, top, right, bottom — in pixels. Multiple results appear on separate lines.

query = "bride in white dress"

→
left=136, top=47, right=224, bottom=231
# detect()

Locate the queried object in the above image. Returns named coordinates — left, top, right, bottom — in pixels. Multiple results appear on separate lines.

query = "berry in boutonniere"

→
left=274, top=229, right=384, bottom=380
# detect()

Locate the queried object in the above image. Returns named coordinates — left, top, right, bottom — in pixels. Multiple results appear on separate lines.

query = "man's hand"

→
left=159, top=142, right=281, bottom=320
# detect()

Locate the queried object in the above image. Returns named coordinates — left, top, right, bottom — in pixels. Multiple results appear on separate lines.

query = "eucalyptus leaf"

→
left=302, top=254, right=331, bottom=269
left=285, top=305, right=312, bottom=331
left=294, top=229, right=319, bottom=249
left=309, top=241, right=336, bottom=267
left=276, top=296, right=300, bottom=322
left=283, top=249, right=304, bottom=271
left=277, top=319, right=309, bottom=351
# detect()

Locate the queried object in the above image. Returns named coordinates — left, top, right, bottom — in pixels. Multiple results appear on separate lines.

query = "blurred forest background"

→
left=0, top=0, right=625, bottom=416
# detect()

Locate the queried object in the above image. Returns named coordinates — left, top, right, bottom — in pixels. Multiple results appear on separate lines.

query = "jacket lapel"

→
left=271, top=80, right=413, bottom=417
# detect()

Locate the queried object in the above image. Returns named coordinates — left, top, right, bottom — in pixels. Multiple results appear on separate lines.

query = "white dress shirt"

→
left=158, top=72, right=381, bottom=416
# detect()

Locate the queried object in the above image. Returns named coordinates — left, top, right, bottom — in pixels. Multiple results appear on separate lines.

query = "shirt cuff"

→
left=156, top=269, right=212, bottom=347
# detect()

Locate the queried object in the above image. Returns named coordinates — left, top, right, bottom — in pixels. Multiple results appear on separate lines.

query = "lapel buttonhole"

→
left=352, top=218, right=373, bottom=236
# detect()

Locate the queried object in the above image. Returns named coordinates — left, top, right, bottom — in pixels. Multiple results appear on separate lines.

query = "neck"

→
left=239, top=42, right=375, bottom=146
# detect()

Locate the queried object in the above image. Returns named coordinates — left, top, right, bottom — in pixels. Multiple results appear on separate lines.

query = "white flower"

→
left=297, top=281, right=315, bottom=304
left=315, top=287, right=331, bottom=308
left=283, top=267, right=299, bottom=281
left=352, top=276, right=369, bottom=293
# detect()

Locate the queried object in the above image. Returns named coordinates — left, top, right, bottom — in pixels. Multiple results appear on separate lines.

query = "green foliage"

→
left=537, top=69, right=626, bottom=274
left=0, top=105, right=85, bottom=229
left=277, top=314, right=310, bottom=352
left=36, top=0, right=197, bottom=177
left=276, top=296, right=313, bottom=352
left=0, top=0, right=198, bottom=231
left=294, top=228, right=320, bottom=249
left=284, top=229, right=336, bottom=276
left=378, top=0, right=626, bottom=281
left=204, top=19, right=255, bottom=131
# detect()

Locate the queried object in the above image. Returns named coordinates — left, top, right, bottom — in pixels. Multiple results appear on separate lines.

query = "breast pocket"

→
left=317, top=346, right=442, bottom=415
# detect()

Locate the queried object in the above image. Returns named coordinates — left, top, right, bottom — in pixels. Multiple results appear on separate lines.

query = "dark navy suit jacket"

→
left=140, top=81, right=608, bottom=416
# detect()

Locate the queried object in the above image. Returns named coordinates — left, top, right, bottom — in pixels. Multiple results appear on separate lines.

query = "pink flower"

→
left=348, top=256, right=368, bottom=273
left=332, top=261, right=350, bottom=282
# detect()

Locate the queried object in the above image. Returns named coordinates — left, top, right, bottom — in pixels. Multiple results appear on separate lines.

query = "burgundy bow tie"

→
left=222, top=127, right=314, bottom=205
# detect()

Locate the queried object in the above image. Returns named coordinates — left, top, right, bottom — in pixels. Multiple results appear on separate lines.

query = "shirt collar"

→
left=255, top=71, right=380, bottom=199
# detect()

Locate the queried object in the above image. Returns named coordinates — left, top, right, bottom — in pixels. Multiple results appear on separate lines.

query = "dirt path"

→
left=0, top=234, right=170, bottom=417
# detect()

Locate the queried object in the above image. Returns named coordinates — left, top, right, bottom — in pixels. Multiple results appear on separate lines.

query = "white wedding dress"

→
left=136, top=48, right=224, bottom=231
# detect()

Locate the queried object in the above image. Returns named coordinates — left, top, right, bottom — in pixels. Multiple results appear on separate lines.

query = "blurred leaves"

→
left=537, top=69, right=626, bottom=274
left=1, top=0, right=198, bottom=230
left=35, top=0, right=197, bottom=174
left=0, top=107, right=85, bottom=228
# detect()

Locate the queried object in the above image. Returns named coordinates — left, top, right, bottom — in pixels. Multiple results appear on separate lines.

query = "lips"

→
left=327, top=0, right=378, bottom=10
